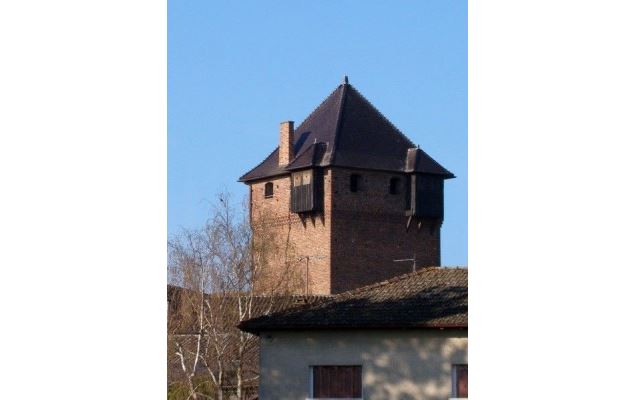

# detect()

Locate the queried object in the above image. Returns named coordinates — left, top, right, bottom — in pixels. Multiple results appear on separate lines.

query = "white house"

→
left=239, top=267, right=468, bottom=400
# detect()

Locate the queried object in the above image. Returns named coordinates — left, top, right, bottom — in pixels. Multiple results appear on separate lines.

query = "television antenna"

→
left=298, top=255, right=327, bottom=295
left=393, top=253, right=417, bottom=273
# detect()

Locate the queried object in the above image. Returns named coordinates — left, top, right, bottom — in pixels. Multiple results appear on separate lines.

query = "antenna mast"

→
left=299, top=255, right=326, bottom=294
left=393, top=253, right=417, bottom=273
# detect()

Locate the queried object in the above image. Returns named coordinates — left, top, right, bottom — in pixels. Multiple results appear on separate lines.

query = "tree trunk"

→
left=236, top=364, right=243, bottom=400
left=186, top=378, right=198, bottom=400
left=217, top=372, right=223, bottom=400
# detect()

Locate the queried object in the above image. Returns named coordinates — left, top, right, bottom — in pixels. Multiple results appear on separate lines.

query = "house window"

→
left=311, top=365, right=362, bottom=399
left=264, top=182, right=274, bottom=198
left=452, top=364, right=468, bottom=398
left=349, top=174, right=360, bottom=193
left=389, top=177, right=400, bottom=194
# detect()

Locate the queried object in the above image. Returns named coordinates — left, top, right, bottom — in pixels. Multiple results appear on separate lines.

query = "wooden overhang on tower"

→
left=406, top=174, right=444, bottom=219
left=404, top=147, right=453, bottom=229
left=290, top=168, right=323, bottom=213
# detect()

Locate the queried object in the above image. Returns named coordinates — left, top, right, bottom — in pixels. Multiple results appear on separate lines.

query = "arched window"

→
left=264, top=182, right=274, bottom=198
left=350, top=174, right=361, bottom=193
left=389, top=177, right=400, bottom=195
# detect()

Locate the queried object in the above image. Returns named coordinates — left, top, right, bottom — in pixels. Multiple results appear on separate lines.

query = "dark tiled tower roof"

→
left=239, top=79, right=454, bottom=182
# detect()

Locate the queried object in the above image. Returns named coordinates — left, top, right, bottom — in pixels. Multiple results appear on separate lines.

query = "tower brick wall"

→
left=328, top=167, right=440, bottom=293
left=249, top=170, right=333, bottom=295
left=249, top=167, right=440, bottom=295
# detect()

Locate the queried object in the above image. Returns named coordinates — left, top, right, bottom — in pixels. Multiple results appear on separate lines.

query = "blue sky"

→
left=168, top=1, right=467, bottom=265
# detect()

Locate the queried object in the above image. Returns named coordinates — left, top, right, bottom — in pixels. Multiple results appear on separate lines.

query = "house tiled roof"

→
left=238, top=267, right=467, bottom=334
left=239, top=79, right=455, bottom=182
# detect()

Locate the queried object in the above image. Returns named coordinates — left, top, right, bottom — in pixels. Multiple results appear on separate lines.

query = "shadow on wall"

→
left=359, top=333, right=466, bottom=400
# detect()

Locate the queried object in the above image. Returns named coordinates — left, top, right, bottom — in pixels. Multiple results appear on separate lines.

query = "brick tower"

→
left=240, top=77, right=454, bottom=294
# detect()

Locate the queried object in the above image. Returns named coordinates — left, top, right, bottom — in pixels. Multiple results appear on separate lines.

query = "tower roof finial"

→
left=343, top=75, right=349, bottom=85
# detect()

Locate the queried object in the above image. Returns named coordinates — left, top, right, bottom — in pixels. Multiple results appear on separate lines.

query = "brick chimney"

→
left=278, top=121, right=294, bottom=166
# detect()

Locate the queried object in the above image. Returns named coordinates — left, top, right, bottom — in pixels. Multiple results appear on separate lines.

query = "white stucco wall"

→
left=258, top=329, right=467, bottom=400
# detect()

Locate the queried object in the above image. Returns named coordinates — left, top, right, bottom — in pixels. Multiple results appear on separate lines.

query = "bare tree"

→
left=168, top=193, right=304, bottom=400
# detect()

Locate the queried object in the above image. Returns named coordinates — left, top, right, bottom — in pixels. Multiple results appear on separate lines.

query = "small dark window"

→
left=389, top=177, right=400, bottom=194
left=350, top=174, right=360, bottom=193
left=452, top=364, right=468, bottom=398
left=312, top=365, right=362, bottom=399
left=264, top=182, right=273, bottom=198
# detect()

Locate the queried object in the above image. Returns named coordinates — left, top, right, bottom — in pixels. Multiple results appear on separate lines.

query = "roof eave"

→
left=239, top=168, right=455, bottom=183
left=237, top=323, right=468, bottom=335
left=238, top=171, right=290, bottom=183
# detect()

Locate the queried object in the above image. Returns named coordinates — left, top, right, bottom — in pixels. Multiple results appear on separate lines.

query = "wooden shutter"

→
left=313, top=365, right=361, bottom=398
left=291, top=169, right=322, bottom=213
left=291, top=171, right=313, bottom=212
left=408, top=174, right=444, bottom=219
left=456, top=365, right=468, bottom=398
